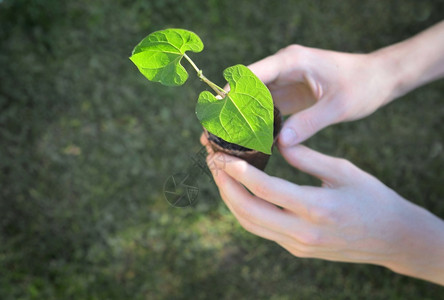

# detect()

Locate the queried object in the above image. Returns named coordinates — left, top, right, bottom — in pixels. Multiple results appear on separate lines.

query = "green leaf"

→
left=129, top=29, right=203, bottom=86
left=196, top=65, right=274, bottom=154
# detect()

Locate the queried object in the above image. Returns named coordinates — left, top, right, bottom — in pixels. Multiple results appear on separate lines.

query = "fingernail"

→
left=280, top=127, right=297, bottom=146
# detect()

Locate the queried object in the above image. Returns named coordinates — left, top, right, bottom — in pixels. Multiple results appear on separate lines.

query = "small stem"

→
left=199, top=74, right=227, bottom=98
left=183, top=53, right=200, bottom=73
left=183, top=53, right=227, bottom=98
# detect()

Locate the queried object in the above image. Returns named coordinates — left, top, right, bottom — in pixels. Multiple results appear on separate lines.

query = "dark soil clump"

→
left=207, top=133, right=252, bottom=152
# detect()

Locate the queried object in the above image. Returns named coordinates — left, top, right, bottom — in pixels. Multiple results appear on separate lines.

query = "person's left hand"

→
left=200, top=134, right=444, bottom=284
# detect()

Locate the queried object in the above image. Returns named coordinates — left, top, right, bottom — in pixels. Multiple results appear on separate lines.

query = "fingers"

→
left=247, top=45, right=308, bottom=85
left=247, top=53, right=285, bottom=85
left=209, top=152, right=321, bottom=214
left=248, top=45, right=338, bottom=144
left=278, top=100, right=338, bottom=146
left=200, top=132, right=212, bottom=153
left=221, top=54, right=285, bottom=92
left=209, top=162, right=299, bottom=236
left=219, top=189, right=297, bottom=245
left=211, top=165, right=335, bottom=249
left=277, top=242, right=313, bottom=258
left=279, top=144, right=357, bottom=186
left=212, top=166, right=324, bottom=248
left=200, top=132, right=207, bottom=145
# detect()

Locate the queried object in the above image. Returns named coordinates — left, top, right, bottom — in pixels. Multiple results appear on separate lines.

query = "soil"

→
left=207, top=133, right=253, bottom=152
left=204, top=106, right=282, bottom=170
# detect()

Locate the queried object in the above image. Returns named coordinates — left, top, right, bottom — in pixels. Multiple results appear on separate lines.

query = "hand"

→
left=249, top=20, right=444, bottom=146
left=248, top=45, right=395, bottom=146
left=202, top=135, right=444, bottom=285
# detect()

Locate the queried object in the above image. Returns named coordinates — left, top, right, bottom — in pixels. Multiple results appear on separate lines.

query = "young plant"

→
left=129, top=28, right=274, bottom=154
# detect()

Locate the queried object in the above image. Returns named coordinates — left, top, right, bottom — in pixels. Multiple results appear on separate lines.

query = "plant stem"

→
left=183, top=53, right=227, bottom=98
left=183, top=53, right=200, bottom=73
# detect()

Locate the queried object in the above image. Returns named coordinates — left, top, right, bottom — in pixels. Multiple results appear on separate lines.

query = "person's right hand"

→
left=248, top=45, right=396, bottom=146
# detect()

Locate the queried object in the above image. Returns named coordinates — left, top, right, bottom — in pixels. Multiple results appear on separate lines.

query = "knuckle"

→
left=279, top=44, right=305, bottom=56
left=334, top=158, right=359, bottom=178
left=251, top=182, right=271, bottom=199
left=307, top=200, right=338, bottom=225
left=299, top=111, right=320, bottom=133
left=317, top=209, right=337, bottom=224
left=234, top=159, right=249, bottom=172
left=233, top=201, right=255, bottom=221
left=337, top=157, right=353, bottom=169
left=277, top=44, right=307, bottom=68
left=215, top=172, right=229, bottom=185
left=308, top=206, right=327, bottom=223
left=231, top=159, right=249, bottom=178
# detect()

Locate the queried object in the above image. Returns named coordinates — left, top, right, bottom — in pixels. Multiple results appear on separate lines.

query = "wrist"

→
left=370, top=21, right=444, bottom=105
left=369, top=44, right=414, bottom=105
left=383, top=202, right=444, bottom=285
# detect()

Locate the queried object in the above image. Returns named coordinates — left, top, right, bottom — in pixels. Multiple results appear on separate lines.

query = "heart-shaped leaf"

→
left=196, top=65, right=274, bottom=154
left=129, top=29, right=203, bottom=86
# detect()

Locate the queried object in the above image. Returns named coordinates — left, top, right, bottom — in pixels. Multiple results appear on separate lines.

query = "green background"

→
left=1, top=0, right=443, bottom=299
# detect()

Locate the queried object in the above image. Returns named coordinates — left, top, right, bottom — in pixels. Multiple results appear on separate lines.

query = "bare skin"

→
left=202, top=21, right=444, bottom=285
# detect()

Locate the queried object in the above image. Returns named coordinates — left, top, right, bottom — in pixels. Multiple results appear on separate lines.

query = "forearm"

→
left=372, top=20, right=444, bottom=104
left=385, top=201, right=444, bottom=285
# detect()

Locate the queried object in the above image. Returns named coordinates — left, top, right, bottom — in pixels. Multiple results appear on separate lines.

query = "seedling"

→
left=130, top=28, right=274, bottom=154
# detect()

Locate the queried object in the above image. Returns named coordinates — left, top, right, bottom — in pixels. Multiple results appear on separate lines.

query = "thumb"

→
left=278, top=144, right=351, bottom=185
left=278, top=101, right=337, bottom=146
left=222, top=53, right=284, bottom=91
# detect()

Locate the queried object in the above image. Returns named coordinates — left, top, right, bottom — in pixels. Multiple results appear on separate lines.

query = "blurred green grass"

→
left=1, top=0, right=443, bottom=299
